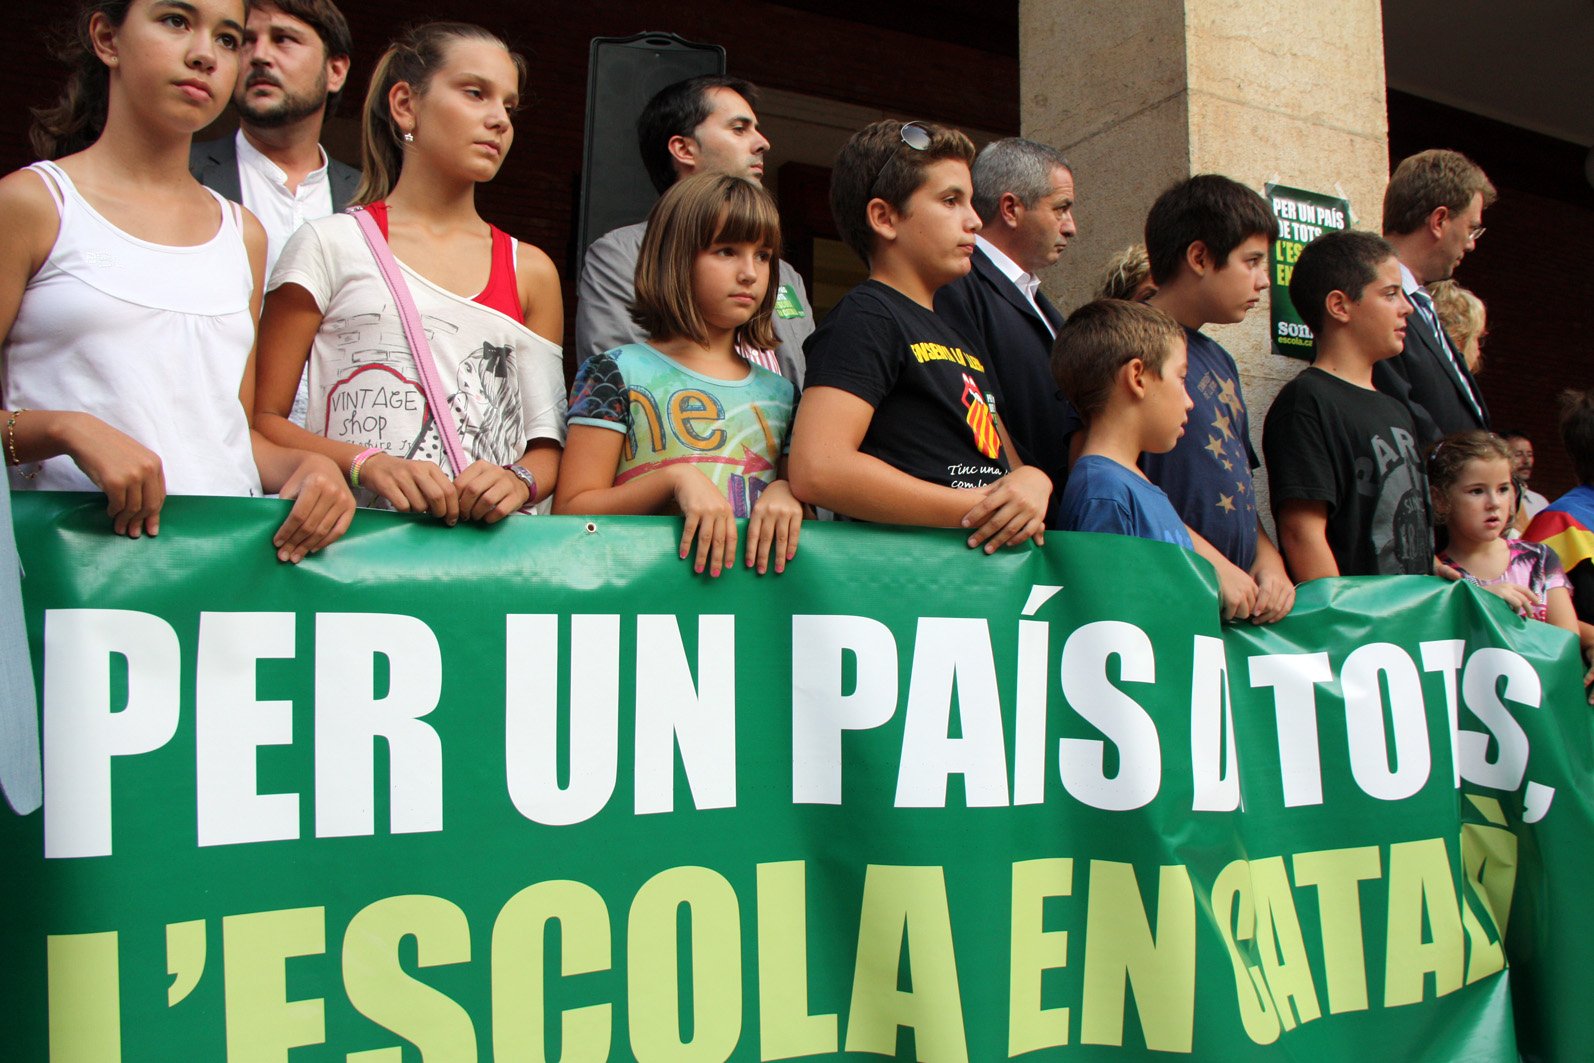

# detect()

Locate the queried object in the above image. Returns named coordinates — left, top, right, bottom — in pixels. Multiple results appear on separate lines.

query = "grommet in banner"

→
left=584, top=522, right=598, bottom=534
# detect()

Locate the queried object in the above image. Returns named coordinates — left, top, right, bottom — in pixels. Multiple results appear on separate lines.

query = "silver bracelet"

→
left=503, top=463, right=538, bottom=510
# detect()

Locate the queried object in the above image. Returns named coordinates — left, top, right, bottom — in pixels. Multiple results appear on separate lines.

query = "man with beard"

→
left=192, top=0, right=357, bottom=425
left=191, top=0, right=357, bottom=279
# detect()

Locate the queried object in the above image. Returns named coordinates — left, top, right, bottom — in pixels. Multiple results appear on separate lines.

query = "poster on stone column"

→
left=1265, top=183, right=1352, bottom=359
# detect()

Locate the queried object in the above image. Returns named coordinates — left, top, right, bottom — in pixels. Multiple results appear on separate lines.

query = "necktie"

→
left=1408, top=287, right=1483, bottom=421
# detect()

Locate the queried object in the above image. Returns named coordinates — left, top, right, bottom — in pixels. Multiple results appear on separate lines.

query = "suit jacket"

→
left=189, top=134, right=361, bottom=214
left=935, top=247, right=1072, bottom=491
left=574, top=220, right=813, bottom=387
left=1372, top=305, right=1489, bottom=446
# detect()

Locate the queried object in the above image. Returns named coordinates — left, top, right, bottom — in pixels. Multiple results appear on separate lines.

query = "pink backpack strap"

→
left=347, top=206, right=469, bottom=478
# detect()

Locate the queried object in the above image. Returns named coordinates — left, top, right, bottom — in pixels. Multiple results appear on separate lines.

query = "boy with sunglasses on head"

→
left=789, top=121, right=1051, bottom=551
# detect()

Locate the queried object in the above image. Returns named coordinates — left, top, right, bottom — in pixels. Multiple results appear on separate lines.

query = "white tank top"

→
left=3, top=161, right=261, bottom=496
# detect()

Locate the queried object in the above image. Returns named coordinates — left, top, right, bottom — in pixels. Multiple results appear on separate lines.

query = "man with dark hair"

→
left=934, top=137, right=1076, bottom=507
left=1502, top=428, right=1549, bottom=532
left=575, top=75, right=812, bottom=385
left=634, top=75, right=759, bottom=195
left=1264, top=230, right=1430, bottom=580
left=788, top=120, right=1050, bottom=546
left=1138, top=174, right=1293, bottom=622
left=191, top=0, right=357, bottom=265
left=1376, top=149, right=1497, bottom=443
left=191, top=0, right=357, bottom=425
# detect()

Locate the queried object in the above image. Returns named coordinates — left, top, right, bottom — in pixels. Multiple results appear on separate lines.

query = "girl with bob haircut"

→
left=255, top=21, right=565, bottom=524
left=0, top=0, right=354, bottom=562
left=555, top=173, right=802, bottom=577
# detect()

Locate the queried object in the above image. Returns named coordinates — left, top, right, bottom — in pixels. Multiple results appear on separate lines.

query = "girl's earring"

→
left=402, top=131, right=414, bottom=143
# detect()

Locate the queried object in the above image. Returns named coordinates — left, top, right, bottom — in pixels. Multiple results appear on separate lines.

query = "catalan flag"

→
left=959, top=374, right=1001, bottom=460
left=1524, top=483, right=1594, bottom=572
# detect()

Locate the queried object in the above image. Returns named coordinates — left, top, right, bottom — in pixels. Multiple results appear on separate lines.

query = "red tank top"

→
left=364, top=201, right=522, bottom=321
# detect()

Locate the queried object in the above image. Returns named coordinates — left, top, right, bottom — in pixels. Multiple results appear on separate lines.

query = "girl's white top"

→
left=4, top=161, right=261, bottom=495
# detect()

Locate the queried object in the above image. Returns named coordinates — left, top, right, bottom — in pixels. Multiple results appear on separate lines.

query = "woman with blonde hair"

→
left=255, top=21, right=565, bottom=523
left=1097, top=243, right=1156, bottom=302
left=1427, top=279, right=1487, bottom=372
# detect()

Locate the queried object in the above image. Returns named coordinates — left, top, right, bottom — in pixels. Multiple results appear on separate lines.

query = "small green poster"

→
left=1266, top=183, right=1351, bottom=359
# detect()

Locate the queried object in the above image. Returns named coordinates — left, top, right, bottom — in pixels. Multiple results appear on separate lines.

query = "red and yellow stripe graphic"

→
left=960, top=374, right=1001, bottom=460
left=1524, top=509, right=1594, bottom=571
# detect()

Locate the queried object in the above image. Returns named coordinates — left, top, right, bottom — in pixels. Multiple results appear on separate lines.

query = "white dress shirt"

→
left=235, top=129, right=335, bottom=281
left=235, top=131, right=334, bottom=426
left=975, top=235, right=1055, bottom=338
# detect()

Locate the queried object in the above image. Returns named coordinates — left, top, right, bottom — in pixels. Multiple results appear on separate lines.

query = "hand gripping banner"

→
left=5, top=493, right=1591, bottom=1061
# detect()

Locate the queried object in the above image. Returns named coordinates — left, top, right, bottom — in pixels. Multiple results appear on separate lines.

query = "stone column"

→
left=1020, top=0, right=1390, bottom=518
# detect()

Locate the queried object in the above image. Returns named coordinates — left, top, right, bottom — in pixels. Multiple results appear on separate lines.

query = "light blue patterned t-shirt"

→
left=568, top=343, right=794, bottom=517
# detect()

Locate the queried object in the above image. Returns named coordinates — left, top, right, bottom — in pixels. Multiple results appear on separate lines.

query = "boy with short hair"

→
left=789, top=121, right=1051, bottom=552
left=1140, top=175, right=1295, bottom=622
left=1052, top=300, right=1193, bottom=547
left=1263, top=230, right=1432, bottom=579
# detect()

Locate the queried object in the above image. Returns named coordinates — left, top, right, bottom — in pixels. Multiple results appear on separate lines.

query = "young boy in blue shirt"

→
left=1141, top=175, right=1295, bottom=622
left=789, top=120, right=1051, bottom=552
left=1052, top=299, right=1193, bottom=547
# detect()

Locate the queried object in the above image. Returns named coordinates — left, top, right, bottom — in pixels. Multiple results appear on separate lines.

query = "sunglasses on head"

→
left=867, top=121, right=933, bottom=200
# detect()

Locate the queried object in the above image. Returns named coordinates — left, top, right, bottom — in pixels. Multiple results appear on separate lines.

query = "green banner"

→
left=5, top=493, right=1592, bottom=1061
left=1266, top=183, right=1352, bottom=359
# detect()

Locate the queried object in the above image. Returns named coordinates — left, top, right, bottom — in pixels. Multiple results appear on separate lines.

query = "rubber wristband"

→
left=348, top=447, right=382, bottom=488
left=503, top=463, right=538, bottom=512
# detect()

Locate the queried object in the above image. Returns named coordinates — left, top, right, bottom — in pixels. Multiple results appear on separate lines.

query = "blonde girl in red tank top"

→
left=0, top=0, right=354, bottom=561
left=254, top=22, right=565, bottom=524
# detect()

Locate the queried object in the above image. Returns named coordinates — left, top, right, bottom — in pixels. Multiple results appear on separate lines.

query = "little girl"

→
left=254, top=22, right=565, bottom=523
left=554, top=173, right=802, bottom=577
left=1430, top=431, right=1579, bottom=635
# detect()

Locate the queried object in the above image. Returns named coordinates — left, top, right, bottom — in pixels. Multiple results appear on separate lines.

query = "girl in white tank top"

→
left=9, top=161, right=261, bottom=498
left=0, top=0, right=353, bottom=562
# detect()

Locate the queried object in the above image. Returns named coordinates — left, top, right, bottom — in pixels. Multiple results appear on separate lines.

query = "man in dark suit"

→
left=1376, top=149, right=1495, bottom=444
left=935, top=138, right=1075, bottom=499
left=192, top=0, right=357, bottom=425
left=190, top=0, right=358, bottom=278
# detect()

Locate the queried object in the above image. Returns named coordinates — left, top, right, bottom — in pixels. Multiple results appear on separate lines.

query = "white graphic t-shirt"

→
left=270, top=214, right=566, bottom=506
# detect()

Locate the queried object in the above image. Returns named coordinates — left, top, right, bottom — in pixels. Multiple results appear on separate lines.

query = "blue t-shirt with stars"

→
left=1140, top=327, right=1259, bottom=569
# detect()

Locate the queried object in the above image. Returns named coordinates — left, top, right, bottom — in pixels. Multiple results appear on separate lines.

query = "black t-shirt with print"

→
left=803, top=279, right=1010, bottom=491
left=1263, top=367, right=1433, bottom=576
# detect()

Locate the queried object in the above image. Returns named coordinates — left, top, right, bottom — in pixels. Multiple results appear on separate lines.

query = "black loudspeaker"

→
left=576, top=32, right=724, bottom=273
